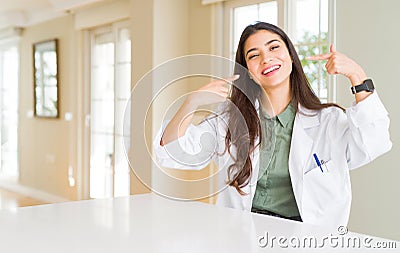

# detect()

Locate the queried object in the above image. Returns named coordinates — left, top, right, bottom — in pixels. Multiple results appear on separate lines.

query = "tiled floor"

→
left=0, top=188, right=47, bottom=210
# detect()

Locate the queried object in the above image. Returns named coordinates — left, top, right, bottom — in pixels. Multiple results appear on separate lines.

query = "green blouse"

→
left=251, top=103, right=300, bottom=218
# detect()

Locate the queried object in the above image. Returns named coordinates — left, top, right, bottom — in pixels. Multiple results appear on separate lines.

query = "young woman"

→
left=154, top=22, right=391, bottom=228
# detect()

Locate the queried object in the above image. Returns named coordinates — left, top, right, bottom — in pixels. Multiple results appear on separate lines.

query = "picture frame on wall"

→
left=33, top=39, right=59, bottom=118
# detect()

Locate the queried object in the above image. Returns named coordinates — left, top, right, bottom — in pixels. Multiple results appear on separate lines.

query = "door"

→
left=87, top=21, right=131, bottom=198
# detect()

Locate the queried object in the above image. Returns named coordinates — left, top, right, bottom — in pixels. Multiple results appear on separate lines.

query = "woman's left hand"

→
left=307, top=44, right=367, bottom=86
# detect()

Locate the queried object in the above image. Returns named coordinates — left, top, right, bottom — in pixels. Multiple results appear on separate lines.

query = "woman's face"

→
left=244, top=29, right=292, bottom=92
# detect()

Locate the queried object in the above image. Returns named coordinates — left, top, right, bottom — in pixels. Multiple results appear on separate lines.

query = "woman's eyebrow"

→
left=245, top=39, right=280, bottom=57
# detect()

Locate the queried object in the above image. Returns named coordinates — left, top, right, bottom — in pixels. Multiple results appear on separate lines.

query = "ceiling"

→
left=0, top=0, right=106, bottom=30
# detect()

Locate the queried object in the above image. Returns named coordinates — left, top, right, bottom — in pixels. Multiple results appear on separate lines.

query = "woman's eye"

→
left=270, top=45, right=280, bottom=51
left=249, top=54, right=259, bottom=60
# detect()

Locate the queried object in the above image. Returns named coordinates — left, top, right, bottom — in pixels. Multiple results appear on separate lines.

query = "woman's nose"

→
left=261, top=53, right=273, bottom=64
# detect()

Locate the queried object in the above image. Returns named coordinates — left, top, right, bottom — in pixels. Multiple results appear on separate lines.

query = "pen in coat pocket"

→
left=313, top=153, right=324, bottom=173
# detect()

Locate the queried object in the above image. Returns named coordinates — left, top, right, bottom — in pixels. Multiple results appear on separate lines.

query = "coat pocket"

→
left=302, top=160, right=351, bottom=227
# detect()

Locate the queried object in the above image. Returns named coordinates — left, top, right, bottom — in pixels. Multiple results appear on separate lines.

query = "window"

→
left=290, top=0, right=332, bottom=102
left=224, top=0, right=334, bottom=101
left=0, top=41, right=19, bottom=180
left=87, top=21, right=131, bottom=198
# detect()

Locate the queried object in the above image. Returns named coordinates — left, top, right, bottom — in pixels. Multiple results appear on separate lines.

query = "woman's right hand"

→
left=160, top=75, right=239, bottom=146
left=186, top=75, right=240, bottom=107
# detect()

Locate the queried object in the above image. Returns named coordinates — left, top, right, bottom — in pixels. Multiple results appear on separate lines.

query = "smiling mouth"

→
left=262, top=65, right=281, bottom=75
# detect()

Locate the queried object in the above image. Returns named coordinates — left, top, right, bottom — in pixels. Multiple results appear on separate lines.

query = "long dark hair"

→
left=224, top=22, right=343, bottom=194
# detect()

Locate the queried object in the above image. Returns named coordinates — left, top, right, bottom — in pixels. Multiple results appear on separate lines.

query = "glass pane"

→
left=90, top=134, right=114, bottom=165
left=115, top=100, right=128, bottom=136
left=293, top=0, right=320, bottom=44
left=114, top=136, right=130, bottom=197
left=1, top=151, right=18, bottom=177
left=92, top=66, right=114, bottom=100
left=259, top=2, right=278, bottom=24
left=91, top=99, right=114, bottom=134
left=115, top=63, right=131, bottom=100
left=319, top=85, right=328, bottom=99
left=1, top=111, right=18, bottom=125
left=233, top=5, right=258, bottom=56
left=117, top=28, right=131, bottom=63
left=35, top=86, right=57, bottom=117
left=2, top=90, right=18, bottom=111
left=93, top=32, right=114, bottom=66
left=2, top=48, right=19, bottom=91
left=90, top=133, right=114, bottom=199
left=35, top=86, right=43, bottom=106
left=0, top=46, right=19, bottom=178
left=321, top=0, right=329, bottom=34
left=297, top=44, right=319, bottom=74
left=232, top=2, right=278, bottom=58
left=42, top=51, right=57, bottom=83
left=44, top=86, right=58, bottom=110
left=1, top=122, right=18, bottom=151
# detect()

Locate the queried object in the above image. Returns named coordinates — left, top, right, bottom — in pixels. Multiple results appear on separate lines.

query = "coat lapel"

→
left=289, top=104, right=320, bottom=216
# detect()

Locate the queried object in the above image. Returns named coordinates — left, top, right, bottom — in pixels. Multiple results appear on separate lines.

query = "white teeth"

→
left=263, top=65, right=280, bottom=75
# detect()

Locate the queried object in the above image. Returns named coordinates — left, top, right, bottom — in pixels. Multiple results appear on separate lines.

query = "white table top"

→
left=0, top=193, right=397, bottom=252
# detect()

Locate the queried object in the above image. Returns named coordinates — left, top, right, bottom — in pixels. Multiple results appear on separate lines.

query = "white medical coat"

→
left=154, top=92, right=392, bottom=229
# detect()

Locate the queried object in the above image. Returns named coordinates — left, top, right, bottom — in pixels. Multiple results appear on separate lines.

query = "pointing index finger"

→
left=306, top=53, right=332, bottom=61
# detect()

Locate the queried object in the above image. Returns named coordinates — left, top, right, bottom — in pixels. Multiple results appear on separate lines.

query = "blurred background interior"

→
left=0, top=0, right=398, bottom=241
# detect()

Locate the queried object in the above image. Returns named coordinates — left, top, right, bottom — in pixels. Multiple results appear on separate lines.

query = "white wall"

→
left=336, top=0, right=400, bottom=241
left=129, top=0, right=154, bottom=195
left=151, top=0, right=191, bottom=198
left=149, top=0, right=216, bottom=201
